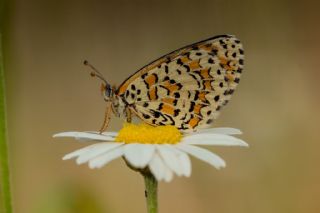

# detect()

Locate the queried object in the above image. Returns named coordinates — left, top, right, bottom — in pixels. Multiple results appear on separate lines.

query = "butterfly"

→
left=85, top=34, right=244, bottom=133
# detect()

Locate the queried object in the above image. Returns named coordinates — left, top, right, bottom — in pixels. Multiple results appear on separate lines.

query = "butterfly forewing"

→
left=116, top=35, right=244, bottom=131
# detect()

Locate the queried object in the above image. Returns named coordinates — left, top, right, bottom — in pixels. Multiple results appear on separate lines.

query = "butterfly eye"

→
left=103, top=84, right=113, bottom=100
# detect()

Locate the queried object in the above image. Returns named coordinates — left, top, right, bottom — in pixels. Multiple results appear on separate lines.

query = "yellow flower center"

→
left=115, top=123, right=182, bottom=144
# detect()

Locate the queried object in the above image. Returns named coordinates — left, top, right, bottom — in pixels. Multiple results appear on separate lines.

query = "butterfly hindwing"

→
left=116, top=35, right=244, bottom=131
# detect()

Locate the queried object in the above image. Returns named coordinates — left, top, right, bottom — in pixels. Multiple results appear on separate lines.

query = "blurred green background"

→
left=2, top=0, right=320, bottom=212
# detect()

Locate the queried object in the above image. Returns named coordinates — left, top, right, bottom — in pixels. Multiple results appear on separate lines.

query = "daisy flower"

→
left=53, top=123, right=248, bottom=182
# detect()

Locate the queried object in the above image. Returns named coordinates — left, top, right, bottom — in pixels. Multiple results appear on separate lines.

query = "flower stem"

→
left=143, top=172, right=158, bottom=213
left=0, top=33, right=12, bottom=213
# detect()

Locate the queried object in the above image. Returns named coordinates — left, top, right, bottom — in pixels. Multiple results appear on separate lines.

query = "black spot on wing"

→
left=150, top=110, right=161, bottom=118
left=142, top=114, right=150, bottom=119
left=176, top=58, right=183, bottom=66
left=224, top=89, right=234, bottom=96
left=143, top=102, right=149, bottom=107
left=183, top=65, right=190, bottom=72
left=206, top=119, right=213, bottom=124
left=131, top=93, right=135, bottom=99
left=192, top=46, right=199, bottom=50
left=194, top=91, right=199, bottom=101
left=237, top=68, right=243, bottom=73
left=157, top=103, right=164, bottom=110
left=141, top=73, right=148, bottom=79
left=189, top=102, right=195, bottom=112
left=173, top=99, right=178, bottom=106
left=165, top=65, right=169, bottom=74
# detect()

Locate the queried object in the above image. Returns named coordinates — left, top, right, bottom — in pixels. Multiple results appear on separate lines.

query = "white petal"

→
left=148, top=154, right=165, bottom=181
left=176, top=144, right=226, bottom=169
left=163, top=165, right=174, bottom=182
left=53, top=131, right=115, bottom=141
left=195, top=128, right=242, bottom=135
left=124, top=144, right=155, bottom=168
left=101, top=132, right=118, bottom=137
left=182, top=133, right=248, bottom=147
left=87, top=131, right=118, bottom=137
left=63, top=144, right=97, bottom=160
left=160, top=146, right=192, bottom=177
left=176, top=150, right=192, bottom=177
left=88, top=146, right=124, bottom=169
left=76, top=143, right=124, bottom=164
left=157, top=145, right=185, bottom=176
left=149, top=153, right=173, bottom=182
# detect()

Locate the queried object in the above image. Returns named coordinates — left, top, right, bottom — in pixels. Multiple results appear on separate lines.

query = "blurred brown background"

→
left=3, top=0, right=320, bottom=212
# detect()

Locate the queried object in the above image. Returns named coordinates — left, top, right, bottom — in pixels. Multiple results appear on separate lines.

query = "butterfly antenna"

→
left=83, top=60, right=107, bottom=84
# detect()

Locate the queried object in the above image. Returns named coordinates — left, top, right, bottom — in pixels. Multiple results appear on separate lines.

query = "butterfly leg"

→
left=126, top=108, right=132, bottom=123
left=99, top=102, right=112, bottom=134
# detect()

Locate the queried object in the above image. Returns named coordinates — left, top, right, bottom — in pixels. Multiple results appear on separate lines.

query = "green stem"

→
left=0, top=33, right=12, bottom=213
left=143, top=172, right=158, bottom=213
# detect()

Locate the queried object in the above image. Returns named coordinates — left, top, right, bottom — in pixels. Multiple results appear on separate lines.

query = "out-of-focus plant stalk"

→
left=0, top=33, right=12, bottom=213
left=143, top=172, right=158, bottom=213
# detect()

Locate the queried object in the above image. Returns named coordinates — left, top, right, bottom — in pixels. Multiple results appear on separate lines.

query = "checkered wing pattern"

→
left=116, top=35, right=244, bottom=131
